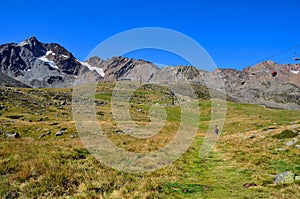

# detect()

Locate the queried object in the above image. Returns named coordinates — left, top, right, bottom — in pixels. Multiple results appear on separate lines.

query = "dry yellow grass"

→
left=0, top=84, right=300, bottom=198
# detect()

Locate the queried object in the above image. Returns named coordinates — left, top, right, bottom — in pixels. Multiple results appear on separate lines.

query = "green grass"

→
left=0, top=83, right=300, bottom=198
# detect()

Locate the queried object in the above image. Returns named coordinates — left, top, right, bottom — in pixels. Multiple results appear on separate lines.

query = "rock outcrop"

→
left=0, top=37, right=102, bottom=88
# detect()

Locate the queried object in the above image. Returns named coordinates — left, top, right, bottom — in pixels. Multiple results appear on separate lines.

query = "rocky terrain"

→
left=1, top=37, right=300, bottom=109
left=142, top=62, right=300, bottom=109
left=0, top=37, right=102, bottom=88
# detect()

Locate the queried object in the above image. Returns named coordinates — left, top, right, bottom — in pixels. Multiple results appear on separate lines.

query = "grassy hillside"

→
left=0, top=83, right=299, bottom=198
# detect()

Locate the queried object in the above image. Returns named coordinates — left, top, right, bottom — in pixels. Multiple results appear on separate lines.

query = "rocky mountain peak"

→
left=87, top=56, right=103, bottom=67
left=0, top=37, right=90, bottom=87
left=18, top=36, right=39, bottom=46
left=17, top=36, right=46, bottom=57
left=0, top=37, right=300, bottom=109
left=42, top=43, right=82, bottom=75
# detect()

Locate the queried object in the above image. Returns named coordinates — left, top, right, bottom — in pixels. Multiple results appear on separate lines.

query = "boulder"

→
left=55, top=130, right=64, bottom=136
left=6, top=132, right=20, bottom=138
left=274, top=171, right=295, bottom=184
left=115, top=130, right=124, bottom=134
left=275, top=148, right=286, bottom=151
left=0, top=104, right=5, bottom=111
left=286, top=138, right=298, bottom=147
left=248, top=134, right=255, bottom=139
left=39, top=131, right=51, bottom=138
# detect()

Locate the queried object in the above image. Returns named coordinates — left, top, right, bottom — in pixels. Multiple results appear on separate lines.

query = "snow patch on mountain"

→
left=80, top=61, right=105, bottom=77
left=38, top=56, right=59, bottom=69
left=46, top=50, right=56, bottom=56
left=290, top=70, right=299, bottom=74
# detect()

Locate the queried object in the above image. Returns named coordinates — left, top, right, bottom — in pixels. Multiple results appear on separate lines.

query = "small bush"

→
left=272, top=129, right=298, bottom=139
left=6, top=115, right=23, bottom=119
left=71, top=148, right=90, bottom=160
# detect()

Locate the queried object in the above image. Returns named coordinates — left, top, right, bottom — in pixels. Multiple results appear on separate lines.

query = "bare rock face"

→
left=18, top=36, right=47, bottom=57
left=44, top=43, right=82, bottom=75
left=274, top=171, right=295, bottom=184
left=86, top=56, right=160, bottom=82
left=87, top=56, right=103, bottom=68
left=216, top=61, right=300, bottom=109
left=0, top=37, right=300, bottom=110
left=0, top=37, right=100, bottom=88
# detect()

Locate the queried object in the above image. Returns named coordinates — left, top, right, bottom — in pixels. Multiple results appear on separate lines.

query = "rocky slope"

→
left=0, top=37, right=102, bottom=88
left=86, top=56, right=159, bottom=82
left=0, top=37, right=299, bottom=109
left=150, top=62, right=300, bottom=109
left=218, top=61, right=300, bottom=109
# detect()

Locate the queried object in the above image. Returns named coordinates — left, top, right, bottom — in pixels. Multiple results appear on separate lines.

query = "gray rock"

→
left=0, top=104, right=5, bottom=111
left=39, top=131, right=51, bottom=138
left=249, top=134, right=255, bottom=139
left=6, top=132, right=20, bottom=138
left=295, top=176, right=300, bottom=182
left=266, top=127, right=276, bottom=130
left=274, top=171, right=295, bottom=184
left=286, top=138, right=298, bottom=147
left=275, top=148, right=286, bottom=151
left=55, top=130, right=64, bottom=136
left=116, top=130, right=124, bottom=134
left=295, top=145, right=300, bottom=149
left=266, top=127, right=276, bottom=132
left=70, top=134, right=77, bottom=138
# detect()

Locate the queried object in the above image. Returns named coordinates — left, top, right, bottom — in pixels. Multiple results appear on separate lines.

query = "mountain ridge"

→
left=0, top=37, right=299, bottom=109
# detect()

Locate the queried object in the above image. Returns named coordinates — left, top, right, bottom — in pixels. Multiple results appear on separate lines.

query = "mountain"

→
left=217, top=61, right=300, bottom=109
left=0, top=37, right=299, bottom=109
left=86, top=56, right=159, bottom=82
left=0, top=37, right=102, bottom=88
left=149, top=62, right=300, bottom=109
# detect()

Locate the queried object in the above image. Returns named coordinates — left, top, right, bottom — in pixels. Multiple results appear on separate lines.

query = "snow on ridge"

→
left=290, top=70, right=299, bottom=74
left=38, top=56, right=59, bottom=70
left=80, top=61, right=105, bottom=77
left=46, top=50, right=56, bottom=56
left=17, top=41, right=29, bottom=46
left=62, top=55, right=68, bottom=58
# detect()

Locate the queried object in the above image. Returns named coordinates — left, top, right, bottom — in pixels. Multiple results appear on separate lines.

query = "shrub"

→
left=272, top=129, right=298, bottom=139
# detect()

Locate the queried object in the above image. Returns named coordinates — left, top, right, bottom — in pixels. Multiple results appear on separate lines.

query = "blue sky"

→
left=1, top=0, right=299, bottom=69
